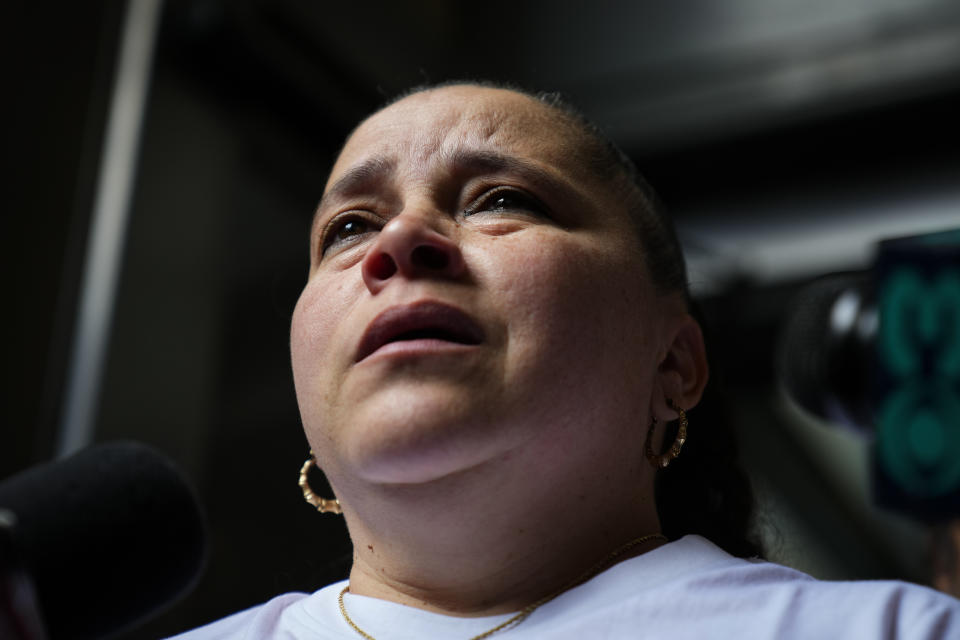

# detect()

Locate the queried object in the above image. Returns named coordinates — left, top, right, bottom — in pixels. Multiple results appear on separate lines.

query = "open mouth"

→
left=390, top=327, right=473, bottom=342
left=356, top=302, right=484, bottom=362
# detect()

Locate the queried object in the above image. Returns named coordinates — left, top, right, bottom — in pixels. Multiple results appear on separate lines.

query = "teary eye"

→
left=336, top=219, right=368, bottom=239
left=466, top=188, right=549, bottom=217
left=320, top=214, right=378, bottom=257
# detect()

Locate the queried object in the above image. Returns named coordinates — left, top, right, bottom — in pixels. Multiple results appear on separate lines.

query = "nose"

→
left=361, top=210, right=466, bottom=293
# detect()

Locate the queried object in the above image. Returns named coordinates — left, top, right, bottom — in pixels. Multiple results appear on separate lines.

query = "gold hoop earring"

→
left=298, top=453, right=343, bottom=514
left=645, top=399, right=688, bottom=469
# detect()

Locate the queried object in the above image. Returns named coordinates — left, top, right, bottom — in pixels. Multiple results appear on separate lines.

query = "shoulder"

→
left=657, top=536, right=960, bottom=639
left=164, top=582, right=350, bottom=640
left=528, top=535, right=960, bottom=639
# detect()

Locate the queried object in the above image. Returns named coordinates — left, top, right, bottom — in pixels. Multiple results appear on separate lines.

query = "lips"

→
left=355, top=302, right=485, bottom=362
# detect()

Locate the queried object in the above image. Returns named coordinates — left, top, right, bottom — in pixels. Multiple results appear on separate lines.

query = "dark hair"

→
left=380, top=81, right=761, bottom=558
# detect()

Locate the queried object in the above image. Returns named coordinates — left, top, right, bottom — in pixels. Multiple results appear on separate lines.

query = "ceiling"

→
left=165, top=0, right=960, bottom=292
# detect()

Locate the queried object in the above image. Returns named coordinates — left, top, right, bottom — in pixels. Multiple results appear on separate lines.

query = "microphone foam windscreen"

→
left=0, top=441, right=207, bottom=639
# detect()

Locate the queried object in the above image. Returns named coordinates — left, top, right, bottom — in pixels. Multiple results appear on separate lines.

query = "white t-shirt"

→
left=167, top=535, right=960, bottom=639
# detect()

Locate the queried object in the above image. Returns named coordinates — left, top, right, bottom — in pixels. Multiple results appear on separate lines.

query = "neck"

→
left=338, top=449, right=662, bottom=616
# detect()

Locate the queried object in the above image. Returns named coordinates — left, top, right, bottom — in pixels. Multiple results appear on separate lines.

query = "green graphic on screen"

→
left=877, top=266, right=960, bottom=496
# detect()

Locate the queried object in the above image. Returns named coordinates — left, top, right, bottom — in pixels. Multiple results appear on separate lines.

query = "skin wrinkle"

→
left=318, top=151, right=592, bottom=221
left=314, top=156, right=397, bottom=227
left=290, top=85, right=707, bottom=617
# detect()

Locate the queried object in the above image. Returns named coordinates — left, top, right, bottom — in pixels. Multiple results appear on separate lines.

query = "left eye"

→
left=466, top=188, right=548, bottom=217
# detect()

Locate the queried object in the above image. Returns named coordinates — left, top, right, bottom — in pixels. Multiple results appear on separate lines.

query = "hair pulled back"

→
left=383, top=80, right=761, bottom=558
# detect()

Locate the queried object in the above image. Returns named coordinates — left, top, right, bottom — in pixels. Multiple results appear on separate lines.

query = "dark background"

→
left=7, top=0, right=960, bottom=637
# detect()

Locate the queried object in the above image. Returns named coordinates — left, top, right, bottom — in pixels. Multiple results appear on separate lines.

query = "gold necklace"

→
left=337, top=533, right=667, bottom=640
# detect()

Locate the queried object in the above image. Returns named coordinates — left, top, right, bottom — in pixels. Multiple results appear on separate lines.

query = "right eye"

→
left=320, top=213, right=380, bottom=257
left=464, top=187, right=549, bottom=218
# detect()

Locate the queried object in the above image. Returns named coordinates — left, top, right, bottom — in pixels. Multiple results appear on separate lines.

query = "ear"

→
left=651, top=312, right=709, bottom=421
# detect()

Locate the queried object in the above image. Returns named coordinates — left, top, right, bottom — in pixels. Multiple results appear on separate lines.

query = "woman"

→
left=172, top=83, right=959, bottom=639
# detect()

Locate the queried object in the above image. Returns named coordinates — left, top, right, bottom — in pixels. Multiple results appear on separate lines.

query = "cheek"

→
left=291, top=283, right=330, bottom=369
left=479, top=231, right=658, bottom=389
left=472, top=231, right=660, bottom=455
left=504, top=233, right=647, bottom=328
left=290, top=275, right=355, bottom=404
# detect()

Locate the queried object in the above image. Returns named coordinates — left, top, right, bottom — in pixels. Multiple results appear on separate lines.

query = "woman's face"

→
left=291, top=86, right=673, bottom=487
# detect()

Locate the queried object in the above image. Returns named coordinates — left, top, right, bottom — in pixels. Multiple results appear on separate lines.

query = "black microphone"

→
left=0, top=442, right=207, bottom=639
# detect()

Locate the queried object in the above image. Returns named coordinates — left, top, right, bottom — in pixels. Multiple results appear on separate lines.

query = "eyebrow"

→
left=445, top=149, right=555, bottom=184
left=445, top=149, right=588, bottom=217
left=316, top=156, right=396, bottom=216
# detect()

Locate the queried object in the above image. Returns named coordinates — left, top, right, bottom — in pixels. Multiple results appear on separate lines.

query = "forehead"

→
left=326, top=86, right=593, bottom=191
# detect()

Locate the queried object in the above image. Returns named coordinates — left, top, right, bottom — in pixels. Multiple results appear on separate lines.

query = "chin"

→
left=336, top=388, right=508, bottom=485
